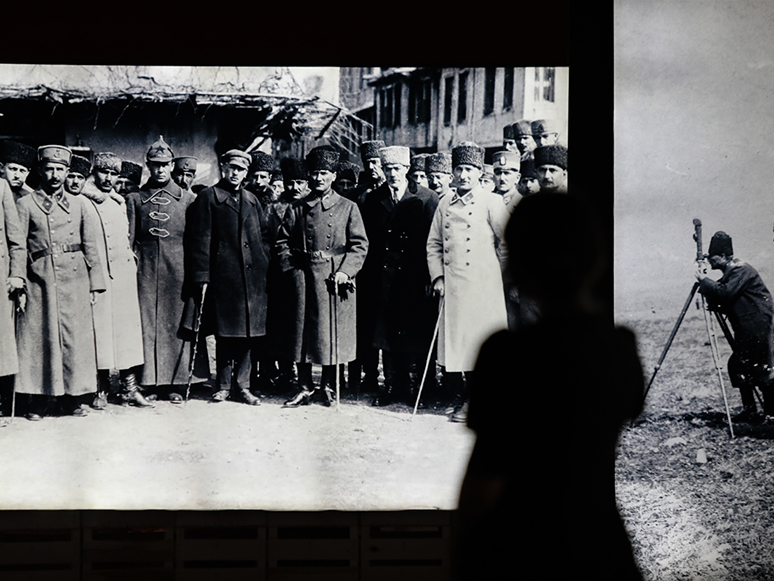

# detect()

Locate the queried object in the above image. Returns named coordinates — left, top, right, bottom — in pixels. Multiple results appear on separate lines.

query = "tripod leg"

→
left=643, top=282, right=700, bottom=403
left=703, top=296, right=735, bottom=438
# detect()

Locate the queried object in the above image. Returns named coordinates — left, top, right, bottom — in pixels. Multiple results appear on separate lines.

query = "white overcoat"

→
left=427, top=185, right=509, bottom=372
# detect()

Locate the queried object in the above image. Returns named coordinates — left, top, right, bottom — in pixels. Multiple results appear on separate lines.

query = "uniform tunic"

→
left=81, top=181, right=144, bottom=371
left=427, top=185, right=509, bottom=372
left=276, top=191, right=368, bottom=365
left=126, top=180, right=198, bottom=386
left=15, top=188, right=106, bottom=395
left=0, top=180, right=26, bottom=377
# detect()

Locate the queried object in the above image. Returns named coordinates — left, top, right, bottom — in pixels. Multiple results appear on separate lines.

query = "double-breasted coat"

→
left=126, top=180, right=198, bottom=386
left=15, top=188, right=106, bottom=395
left=275, top=191, right=368, bottom=365
left=0, top=180, right=26, bottom=377
left=81, top=181, right=144, bottom=371
left=359, top=182, right=439, bottom=354
left=427, top=185, right=510, bottom=372
left=185, top=182, right=271, bottom=338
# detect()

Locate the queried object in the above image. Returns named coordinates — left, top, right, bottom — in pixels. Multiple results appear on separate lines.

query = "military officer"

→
left=512, top=120, right=537, bottom=162
left=15, top=145, right=106, bottom=419
left=480, top=164, right=496, bottom=193
left=0, top=140, right=36, bottom=203
left=247, top=150, right=275, bottom=203
left=0, top=177, right=25, bottom=424
left=64, top=155, right=92, bottom=196
left=359, top=145, right=439, bottom=407
left=277, top=146, right=369, bottom=407
left=126, top=136, right=206, bottom=402
left=334, top=161, right=360, bottom=200
left=492, top=150, right=522, bottom=208
left=534, top=145, right=568, bottom=193
left=426, top=152, right=454, bottom=200
left=186, top=149, right=271, bottom=405
left=81, top=152, right=150, bottom=409
left=518, top=158, right=541, bottom=197
left=531, top=118, right=562, bottom=147
left=502, top=123, right=518, bottom=154
left=407, top=153, right=429, bottom=194
left=171, top=156, right=198, bottom=191
left=352, top=140, right=386, bottom=204
left=116, top=160, right=143, bottom=196
left=427, top=142, right=510, bottom=423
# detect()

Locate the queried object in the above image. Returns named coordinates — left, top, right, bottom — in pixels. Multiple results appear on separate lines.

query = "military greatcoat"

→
left=276, top=191, right=368, bottom=365
left=0, top=179, right=26, bottom=377
left=81, top=181, right=144, bottom=371
left=427, top=185, right=509, bottom=372
left=359, top=182, right=439, bottom=354
left=185, top=182, right=270, bottom=338
left=15, top=188, right=106, bottom=395
left=126, top=179, right=198, bottom=386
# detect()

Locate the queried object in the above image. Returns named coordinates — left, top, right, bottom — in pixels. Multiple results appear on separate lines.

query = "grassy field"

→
left=617, top=311, right=774, bottom=580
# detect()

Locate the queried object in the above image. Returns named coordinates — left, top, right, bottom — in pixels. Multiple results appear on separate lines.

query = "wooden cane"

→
left=411, top=296, right=444, bottom=419
left=185, top=282, right=207, bottom=405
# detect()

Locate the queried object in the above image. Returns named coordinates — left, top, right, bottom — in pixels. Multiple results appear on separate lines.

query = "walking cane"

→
left=329, top=268, right=341, bottom=412
left=411, top=296, right=444, bottom=419
left=185, top=283, right=207, bottom=405
left=11, top=290, right=25, bottom=424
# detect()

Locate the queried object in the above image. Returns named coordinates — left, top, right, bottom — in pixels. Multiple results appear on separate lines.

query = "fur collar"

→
left=81, top=178, right=125, bottom=205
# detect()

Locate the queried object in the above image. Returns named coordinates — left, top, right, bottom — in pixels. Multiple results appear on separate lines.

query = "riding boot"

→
left=444, top=371, right=466, bottom=414
left=239, top=386, right=261, bottom=406
left=373, top=358, right=396, bottom=407
left=121, top=370, right=155, bottom=408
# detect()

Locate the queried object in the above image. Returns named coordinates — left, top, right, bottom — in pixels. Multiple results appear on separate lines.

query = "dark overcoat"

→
left=0, top=180, right=26, bottom=377
left=359, top=183, right=439, bottom=353
left=185, top=182, right=270, bottom=338
left=126, top=180, right=199, bottom=386
left=264, top=196, right=305, bottom=360
left=15, top=188, right=106, bottom=395
left=699, top=259, right=774, bottom=380
left=275, top=191, right=368, bottom=365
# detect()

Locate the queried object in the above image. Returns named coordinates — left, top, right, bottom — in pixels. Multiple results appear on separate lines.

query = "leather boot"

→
left=122, top=372, right=154, bottom=408
left=284, top=389, right=313, bottom=407
left=239, top=387, right=261, bottom=406
left=93, top=371, right=110, bottom=410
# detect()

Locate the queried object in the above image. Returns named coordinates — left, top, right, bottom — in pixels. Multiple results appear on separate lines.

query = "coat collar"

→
left=304, top=189, right=341, bottom=210
left=450, top=186, right=477, bottom=206
left=33, top=187, right=70, bottom=214
left=140, top=179, right=183, bottom=204
left=213, top=183, right=257, bottom=213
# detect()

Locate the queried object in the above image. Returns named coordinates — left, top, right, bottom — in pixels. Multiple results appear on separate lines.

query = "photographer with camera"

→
left=696, top=231, right=774, bottom=422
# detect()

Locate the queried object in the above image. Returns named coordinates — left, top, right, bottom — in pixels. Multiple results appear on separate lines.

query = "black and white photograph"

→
left=616, top=1, right=774, bottom=578
left=0, top=64, right=569, bottom=514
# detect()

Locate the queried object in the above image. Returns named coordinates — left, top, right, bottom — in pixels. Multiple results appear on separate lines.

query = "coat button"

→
left=444, top=248, right=449, bottom=253
left=466, top=262, right=470, bottom=266
left=444, top=259, right=449, bottom=265
left=244, top=242, right=249, bottom=248
left=327, top=234, right=331, bottom=238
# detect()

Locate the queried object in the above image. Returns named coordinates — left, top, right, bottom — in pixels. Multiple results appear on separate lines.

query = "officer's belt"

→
left=30, top=243, right=83, bottom=261
left=297, top=247, right=347, bottom=263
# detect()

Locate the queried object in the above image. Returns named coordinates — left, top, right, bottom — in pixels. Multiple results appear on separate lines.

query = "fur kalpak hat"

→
left=379, top=146, right=410, bottom=166
left=146, top=136, right=174, bottom=163
left=335, top=161, right=359, bottom=182
left=451, top=142, right=485, bottom=170
left=280, top=157, right=308, bottom=181
left=409, top=153, right=429, bottom=173
left=306, top=146, right=339, bottom=171
left=360, top=140, right=385, bottom=163
left=534, top=145, right=568, bottom=170
left=93, top=152, right=122, bottom=173
left=121, top=161, right=143, bottom=185
left=69, top=155, right=92, bottom=177
left=708, top=231, right=733, bottom=257
left=250, top=151, right=274, bottom=172
left=0, top=140, right=36, bottom=168
left=426, top=152, right=452, bottom=174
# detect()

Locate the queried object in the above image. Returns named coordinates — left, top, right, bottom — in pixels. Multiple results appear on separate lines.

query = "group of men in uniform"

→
left=0, top=118, right=568, bottom=424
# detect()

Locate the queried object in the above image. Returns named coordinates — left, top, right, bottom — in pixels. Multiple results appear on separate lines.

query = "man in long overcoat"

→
left=185, top=149, right=270, bottom=405
left=0, top=178, right=25, bottom=423
left=126, top=136, right=206, bottom=400
left=697, top=231, right=774, bottom=421
left=427, top=142, right=509, bottom=423
left=81, top=152, right=151, bottom=409
left=0, top=140, right=36, bottom=203
left=358, top=145, right=439, bottom=407
left=276, top=146, right=369, bottom=407
left=15, top=145, right=106, bottom=419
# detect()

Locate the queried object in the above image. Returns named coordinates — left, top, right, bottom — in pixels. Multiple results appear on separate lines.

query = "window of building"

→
left=534, top=67, right=556, bottom=103
left=393, top=83, right=402, bottom=128
left=379, top=86, right=393, bottom=129
left=458, top=71, right=468, bottom=123
left=503, top=67, right=514, bottom=110
left=409, top=77, right=432, bottom=125
left=444, top=76, right=453, bottom=126
left=484, top=67, right=496, bottom=116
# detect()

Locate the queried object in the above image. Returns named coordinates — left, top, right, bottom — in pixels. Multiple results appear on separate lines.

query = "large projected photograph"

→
left=0, top=65, right=568, bottom=510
